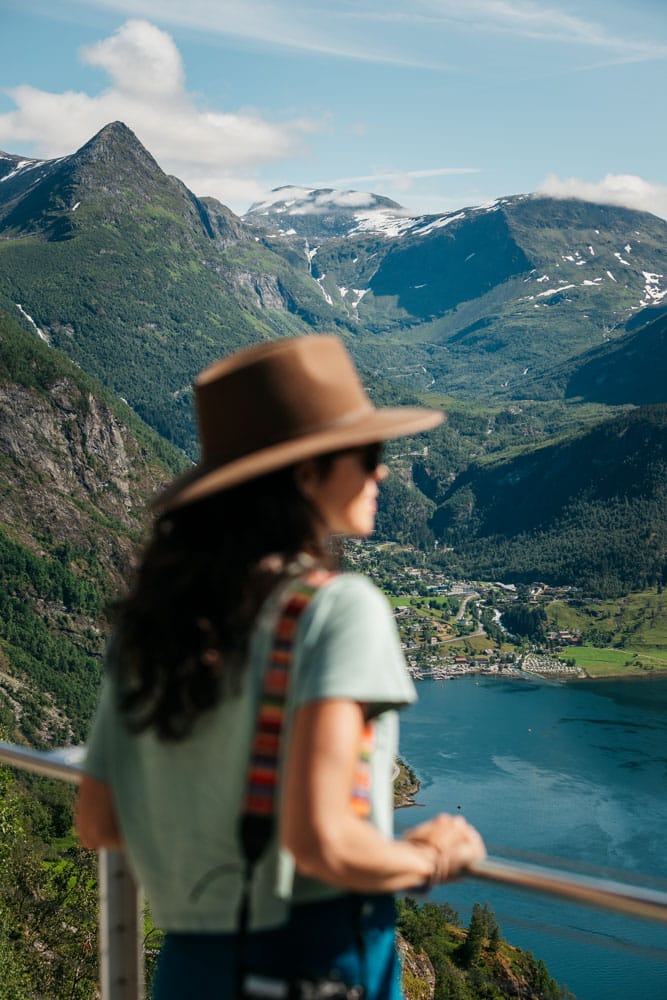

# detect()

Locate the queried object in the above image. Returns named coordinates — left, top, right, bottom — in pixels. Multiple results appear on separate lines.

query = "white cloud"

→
left=0, top=19, right=316, bottom=213
left=414, top=1, right=667, bottom=61
left=331, top=167, right=481, bottom=186
left=538, top=173, right=667, bottom=221
left=82, top=18, right=185, bottom=100
left=74, top=0, right=667, bottom=65
left=315, top=191, right=377, bottom=208
left=69, top=0, right=443, bottom=68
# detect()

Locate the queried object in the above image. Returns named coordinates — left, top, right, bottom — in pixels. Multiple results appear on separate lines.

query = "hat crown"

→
left=152, top=334, right=442, bottom=512
left=196, top=336, right=372, bottom=465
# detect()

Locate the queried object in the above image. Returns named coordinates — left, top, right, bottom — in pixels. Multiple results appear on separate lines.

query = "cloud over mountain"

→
left=538, top=173, right=667, bottom=221
left=0, top=19, right=317, bottom=211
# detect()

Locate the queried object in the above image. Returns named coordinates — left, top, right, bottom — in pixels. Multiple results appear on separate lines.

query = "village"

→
left=343, top=539, right=586, bottom=682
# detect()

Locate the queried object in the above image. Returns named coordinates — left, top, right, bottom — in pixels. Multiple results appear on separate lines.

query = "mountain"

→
left=426, top=404, right=667, bottom=595
left=0, top=309, right=185, bottom=743
left=1, top=122, right=665, bottom=603
left=0, top=123, right=348, bottom=456
left=514, top=304, right=667, bottom=404
left=261, top=191, right=667, bottom=398
left=245, top=185, right=405, bottom=240
left=2, top=123, right=666, bottom=462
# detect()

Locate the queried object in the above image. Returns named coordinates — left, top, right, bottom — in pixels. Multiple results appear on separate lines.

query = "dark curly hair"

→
left=111, top=460, right=335, bottom=741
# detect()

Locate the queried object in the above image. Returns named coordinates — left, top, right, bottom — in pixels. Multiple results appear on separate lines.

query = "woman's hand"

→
left=403, top=814, right=486, bottom=884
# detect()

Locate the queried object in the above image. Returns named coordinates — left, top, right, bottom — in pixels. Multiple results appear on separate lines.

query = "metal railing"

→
left=0, top=742, right=143, bottom=1000
left=2, top=740, right=667, bottom=1000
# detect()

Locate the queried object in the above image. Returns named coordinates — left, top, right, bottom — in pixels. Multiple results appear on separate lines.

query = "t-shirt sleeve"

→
left=292, top=573, right=416, bottom=714
left=82, top=676, right=114, bottom=783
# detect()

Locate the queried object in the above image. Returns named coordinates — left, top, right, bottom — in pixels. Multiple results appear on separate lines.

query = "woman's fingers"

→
left=404, top=813, right=486, bottom=881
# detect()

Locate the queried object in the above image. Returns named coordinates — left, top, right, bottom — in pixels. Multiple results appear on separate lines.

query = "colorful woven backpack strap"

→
left=242, top=568, right=334, bottom=824
left=239, top=568, right=376, bottom=868
left=350, top=721, right=375, bottom=819
left=240, top=569, right=339, bottom=866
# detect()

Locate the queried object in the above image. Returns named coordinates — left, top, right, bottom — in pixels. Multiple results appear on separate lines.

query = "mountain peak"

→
left=71, top=121, right=161, bottom=174
left=0, top=121, right=176, bottom=241
left=244, top=185, right=409, bottom=239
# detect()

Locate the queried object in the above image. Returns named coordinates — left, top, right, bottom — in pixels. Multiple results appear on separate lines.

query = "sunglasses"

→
left=337, top=442, right=384, bottom=473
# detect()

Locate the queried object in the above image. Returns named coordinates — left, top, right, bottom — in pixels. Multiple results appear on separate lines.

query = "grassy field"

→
left=560, top=645, right=666, bottom=677
left=548, top=588, right=667, bottom=677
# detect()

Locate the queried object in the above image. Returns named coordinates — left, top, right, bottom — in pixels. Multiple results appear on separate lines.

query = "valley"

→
left=344, top=539, right=667, bottom=682
left=0, top=120, right=665, bottom=1000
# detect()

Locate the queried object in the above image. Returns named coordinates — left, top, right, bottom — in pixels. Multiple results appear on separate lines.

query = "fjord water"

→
left=397, top=676, right=667, bottom=1000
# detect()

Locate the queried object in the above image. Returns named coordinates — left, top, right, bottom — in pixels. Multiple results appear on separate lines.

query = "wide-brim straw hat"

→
left=152, top=334, right=443, bottom=512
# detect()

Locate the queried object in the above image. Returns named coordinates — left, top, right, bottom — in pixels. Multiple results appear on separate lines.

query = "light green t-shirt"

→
left=84, top=572, right=416, bottom=932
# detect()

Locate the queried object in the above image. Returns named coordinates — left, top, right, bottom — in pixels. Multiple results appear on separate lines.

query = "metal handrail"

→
left=469, top=856, right=667, bottom=925
left=0, top=741, right=85, bottom=784
left=0, top=741, right=143, bottom=1000
left=2, top=739, right=667, bottom=1000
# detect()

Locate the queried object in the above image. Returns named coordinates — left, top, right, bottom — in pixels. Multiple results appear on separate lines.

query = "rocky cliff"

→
left=0, top=310, right=186, bottom=742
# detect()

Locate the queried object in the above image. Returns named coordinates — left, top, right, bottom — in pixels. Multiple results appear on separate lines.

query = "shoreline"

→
left=566, top=669, right=667, bottom=684
left=393, top=757, right=422, bottom=809
left=413, top=665, right=667, bottom=685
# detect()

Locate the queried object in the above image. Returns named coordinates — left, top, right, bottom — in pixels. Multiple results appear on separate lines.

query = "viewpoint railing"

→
left=2, top=740, right=667, bottom=1000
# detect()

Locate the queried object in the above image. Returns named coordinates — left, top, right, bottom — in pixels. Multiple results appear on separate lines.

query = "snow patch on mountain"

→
left=641, top=271, right=666, bottom=305
left=0, top=158, right=44, bottom=184
left=412, top=211, right=466, bottom=237
left=537, top=284, right=576, bottom=298
left=315, top=275, right=333, bottom=305
left=16, top=304, right=49, bottom=343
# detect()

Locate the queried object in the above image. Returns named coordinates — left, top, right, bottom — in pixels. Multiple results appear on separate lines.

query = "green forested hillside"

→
left=0, top=123, right=345, bottom=455
left=427, top=405, right=667, bottom=595
left=564, top=311, right=667, bottom=405
left=397, top=898, right=573, bottom=1000
left=0, top=763, right=99, bottom=1000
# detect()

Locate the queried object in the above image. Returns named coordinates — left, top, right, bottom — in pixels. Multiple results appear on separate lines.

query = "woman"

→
left=76, top=335, right=485, bottom=1000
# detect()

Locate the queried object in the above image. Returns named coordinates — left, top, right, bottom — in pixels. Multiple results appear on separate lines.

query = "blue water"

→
left=397, top=675, right=667, bottom=1000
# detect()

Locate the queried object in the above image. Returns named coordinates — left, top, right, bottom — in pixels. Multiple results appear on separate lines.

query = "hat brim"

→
left=152, top=406, right=443, bottom=513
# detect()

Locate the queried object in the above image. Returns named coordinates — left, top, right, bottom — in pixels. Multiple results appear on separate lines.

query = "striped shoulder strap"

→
left=242, top=569, right=333, bottom=822
left=239, top=569, right=374, bottom=866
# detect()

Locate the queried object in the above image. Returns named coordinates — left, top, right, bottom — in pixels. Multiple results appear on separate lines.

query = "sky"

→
left=0, top=0, right=666, bottom=219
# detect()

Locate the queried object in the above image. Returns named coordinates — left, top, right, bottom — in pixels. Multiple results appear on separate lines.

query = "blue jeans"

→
left=152, top=894, right=401, bottom=1000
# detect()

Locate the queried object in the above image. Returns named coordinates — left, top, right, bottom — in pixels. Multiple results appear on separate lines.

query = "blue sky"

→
left=1, top=0, right=665, bottom=218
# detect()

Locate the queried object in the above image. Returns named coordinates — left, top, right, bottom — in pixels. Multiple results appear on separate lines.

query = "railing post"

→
left=99, top=849, right=144, bottom=1000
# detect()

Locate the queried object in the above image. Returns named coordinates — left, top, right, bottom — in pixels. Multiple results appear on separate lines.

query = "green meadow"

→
left=549, top=589, right=667, bottom=676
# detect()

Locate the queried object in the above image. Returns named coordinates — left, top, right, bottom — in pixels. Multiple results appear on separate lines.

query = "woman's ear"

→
left=294, top=459, right=319, bottom=500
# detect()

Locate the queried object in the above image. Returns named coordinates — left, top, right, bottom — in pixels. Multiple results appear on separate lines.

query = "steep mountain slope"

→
left=2, top=123, right=666, bottom=443
left=287, top=194, right=667, bottom=396
left=0, top=123, right=349, bottom=456
left=517, top=305, right=667, bottom=404
left=428, top=405, right=667, bottom=595
left=563, top=309, right=667, bottom=404
left=0, top=310, right=186, bottom=742
left=1, top=121, right=665, bottom=603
